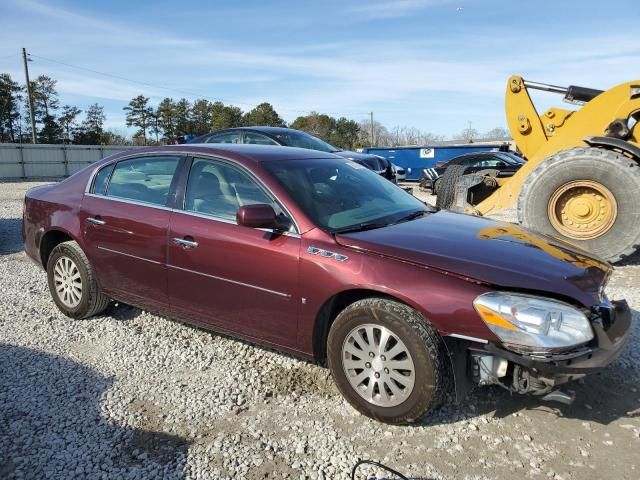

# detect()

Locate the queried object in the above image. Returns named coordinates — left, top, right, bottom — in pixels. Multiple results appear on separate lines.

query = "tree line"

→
left=0, top=72, right=509, bottom=149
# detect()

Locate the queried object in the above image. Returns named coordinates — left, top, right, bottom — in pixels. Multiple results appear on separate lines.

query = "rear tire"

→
left=432, top=178, right=441, bottom=195
left=327, top=298, right=450, bottom=425
left=47, top=241, right=110, bottom=319
left=435, top=164, right=468, bottom=209
left=518, top=147, right=640, bottom=263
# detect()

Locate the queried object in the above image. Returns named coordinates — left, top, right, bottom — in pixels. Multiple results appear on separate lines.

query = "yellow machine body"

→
left=474, top=75, right=640, bottom=215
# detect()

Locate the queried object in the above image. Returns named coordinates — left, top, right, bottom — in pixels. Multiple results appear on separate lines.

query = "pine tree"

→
left=123, top=94, right=153, bottom=145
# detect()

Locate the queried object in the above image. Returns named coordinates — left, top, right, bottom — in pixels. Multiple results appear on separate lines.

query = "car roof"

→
left=211, top=126, right=300, bottom=135
left=111, top=143, right=341, bottom=164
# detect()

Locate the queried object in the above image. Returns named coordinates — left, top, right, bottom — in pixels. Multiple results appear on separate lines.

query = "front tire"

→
left=327, top=298, right=450, bottom=424
left=47, top=241, right=110, bottom=319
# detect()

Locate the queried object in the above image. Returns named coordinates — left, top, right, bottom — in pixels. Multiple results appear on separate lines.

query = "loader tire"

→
left=435, top=164, right=468, bottom=210
left=518, top=147, right=640, bottom=263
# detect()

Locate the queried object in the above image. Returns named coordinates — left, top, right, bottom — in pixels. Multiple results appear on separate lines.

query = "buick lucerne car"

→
left=190, top=126, right=396, bottom=181
left=23, top=144, right=631, bottom=424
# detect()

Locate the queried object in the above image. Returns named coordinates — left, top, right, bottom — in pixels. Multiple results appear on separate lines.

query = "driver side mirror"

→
left=496, top=161, right=507, bottom=167
left=236, top=204, right=289, bottom=231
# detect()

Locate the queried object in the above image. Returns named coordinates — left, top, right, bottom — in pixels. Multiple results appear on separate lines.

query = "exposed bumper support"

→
left=447, top=299, right=632, bottom=402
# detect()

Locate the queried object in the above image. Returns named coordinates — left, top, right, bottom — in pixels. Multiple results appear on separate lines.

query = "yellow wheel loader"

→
left=438, top=75, right=640, bottom=263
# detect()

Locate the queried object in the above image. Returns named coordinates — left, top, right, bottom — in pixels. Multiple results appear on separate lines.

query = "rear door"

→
left=81, top=155, right=182, bottom=309
left=167, top=156, right=300, bottom=347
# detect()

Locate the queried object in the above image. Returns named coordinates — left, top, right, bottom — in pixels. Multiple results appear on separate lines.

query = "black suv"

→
left=420, top=151, right=524, bottom=193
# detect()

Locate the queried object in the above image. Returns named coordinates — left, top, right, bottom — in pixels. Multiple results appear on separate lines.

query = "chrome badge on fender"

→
left=307, top=246, right=348, bottom=262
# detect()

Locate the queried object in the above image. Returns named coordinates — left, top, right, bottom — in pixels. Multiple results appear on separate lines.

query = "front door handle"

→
left=173, top=237, right=198, bottom=249
left=86, top=217, right=106, bottom=226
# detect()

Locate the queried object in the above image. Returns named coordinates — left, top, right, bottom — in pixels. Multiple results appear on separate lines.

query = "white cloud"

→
left=10, top=0, right=201, bottom=48
left=350, top=0, right=452, bottom=19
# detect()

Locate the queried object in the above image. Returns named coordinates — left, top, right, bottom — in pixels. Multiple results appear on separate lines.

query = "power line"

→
left=0, top=53, right=20, bottom=61
left=27, top=53, right=369, bottom=118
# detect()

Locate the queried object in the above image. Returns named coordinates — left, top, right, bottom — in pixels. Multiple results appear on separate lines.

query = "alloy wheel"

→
left=341, top=323, right=416, bottom=407
left=53, top=256, right=83, bottom=308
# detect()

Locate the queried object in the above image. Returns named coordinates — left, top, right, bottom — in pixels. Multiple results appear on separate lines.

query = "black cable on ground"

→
left=351, top=459, right=409, bottom=480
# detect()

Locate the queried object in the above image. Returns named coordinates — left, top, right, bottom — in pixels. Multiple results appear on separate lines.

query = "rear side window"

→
left=244, top=132, right=278, bottom=145
left=106, top=156, right=180, bottom=206
left=92, top=163, right=115, bottom=195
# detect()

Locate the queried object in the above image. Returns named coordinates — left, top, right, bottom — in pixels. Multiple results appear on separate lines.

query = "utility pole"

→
left=22, top=48, right=37, bottom=144
left=370, top=111, right=374, bottom=147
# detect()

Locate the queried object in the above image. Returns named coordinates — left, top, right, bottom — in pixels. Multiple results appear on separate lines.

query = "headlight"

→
left=473, top=292, right=593, bottom=350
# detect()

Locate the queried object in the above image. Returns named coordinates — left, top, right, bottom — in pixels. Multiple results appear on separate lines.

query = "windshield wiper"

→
left=394, top=210, right=429, bottom=223
left=332, top=221, right=390, bottom=234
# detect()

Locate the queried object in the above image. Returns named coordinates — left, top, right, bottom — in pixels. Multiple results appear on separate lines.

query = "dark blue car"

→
left=190, top=127, right=396, bottom=181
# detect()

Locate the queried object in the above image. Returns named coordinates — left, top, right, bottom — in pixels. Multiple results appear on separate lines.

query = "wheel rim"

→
left=53, top=256, right=82, bottom=308
left=341, top=323, right=415, bottom=408
left=548, top=180, right=617, bottom=240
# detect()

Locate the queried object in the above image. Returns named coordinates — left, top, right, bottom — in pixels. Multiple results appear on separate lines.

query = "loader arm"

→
left=475, top=75, right=640, bottom=215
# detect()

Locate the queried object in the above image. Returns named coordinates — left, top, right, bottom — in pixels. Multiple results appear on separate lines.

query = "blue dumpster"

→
left=362, top=144, right=507, bottom=180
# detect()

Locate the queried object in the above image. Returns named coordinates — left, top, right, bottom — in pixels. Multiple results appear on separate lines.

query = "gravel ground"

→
left=1, top=180, right=639, bottom=480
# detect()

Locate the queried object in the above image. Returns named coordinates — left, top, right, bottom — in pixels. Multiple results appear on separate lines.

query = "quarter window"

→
left=92, top=163, right=115, bottom=195
left=106, top=156, right=180, bottom=206
left=185, top=158, right=276, bottom=220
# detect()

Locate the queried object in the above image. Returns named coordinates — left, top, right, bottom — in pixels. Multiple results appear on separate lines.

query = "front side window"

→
left=185, top=158, right=277, bottom=220
left=264, top=158, right=428, bottom=231
left=205, top=132, right=241, bottom=144
left=244, top=132, right=278, bottom=145
left=106, top=156, right=180, bottom=206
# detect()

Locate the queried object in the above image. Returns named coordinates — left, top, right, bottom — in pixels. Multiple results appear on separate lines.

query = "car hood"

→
left=335, top=211, right=610, bottom=307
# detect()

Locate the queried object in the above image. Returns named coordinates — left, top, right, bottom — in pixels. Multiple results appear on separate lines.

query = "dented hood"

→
left=335, top=211, right=610, bottom=307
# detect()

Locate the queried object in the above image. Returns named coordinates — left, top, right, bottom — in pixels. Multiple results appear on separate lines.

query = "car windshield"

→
left=264, top=158, right=430, bottom=232
left=272, top=130, right=341, bottom=153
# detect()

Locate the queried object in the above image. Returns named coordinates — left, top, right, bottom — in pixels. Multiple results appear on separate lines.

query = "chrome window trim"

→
left=84, top=193, right=301, bottom=238
left=84, top=193, right=174, bottom=212
left=85, top=150, right=302, bottom=234
left=168, top=264, right=291, bottom=298
left=170, top=208, right=301, bottom=238
left=97, top=246, right=162, bottom=265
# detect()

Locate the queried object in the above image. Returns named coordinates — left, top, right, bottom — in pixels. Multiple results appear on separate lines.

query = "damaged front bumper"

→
left=447, top=299, right=632, bottom=402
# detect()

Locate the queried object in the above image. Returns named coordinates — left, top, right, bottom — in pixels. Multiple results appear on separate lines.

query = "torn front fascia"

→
left=444, top=299, right=631, bottom=401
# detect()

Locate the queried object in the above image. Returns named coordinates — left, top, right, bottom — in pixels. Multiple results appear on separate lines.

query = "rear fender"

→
left=583, top=136, right=640, bottom=161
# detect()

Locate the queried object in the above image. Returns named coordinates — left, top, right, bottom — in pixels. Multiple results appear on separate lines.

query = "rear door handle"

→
left=86, top=217, right=106, bottom=225
left=173, top=237, right=198, bottom=248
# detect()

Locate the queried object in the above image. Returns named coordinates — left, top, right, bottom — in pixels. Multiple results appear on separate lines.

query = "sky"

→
left=1, top=0, right=639, bottom=137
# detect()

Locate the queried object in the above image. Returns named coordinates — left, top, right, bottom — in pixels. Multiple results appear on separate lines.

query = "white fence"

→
left=0, top=144, right=140, bottom=179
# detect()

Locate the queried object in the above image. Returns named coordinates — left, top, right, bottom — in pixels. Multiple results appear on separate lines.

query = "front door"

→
left=167, top=157, right=300, bottom=347
left=81, top=155, right=182, bottom=309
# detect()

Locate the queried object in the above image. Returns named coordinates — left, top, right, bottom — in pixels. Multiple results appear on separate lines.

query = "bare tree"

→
left=482, top=127, right=510, bottom=139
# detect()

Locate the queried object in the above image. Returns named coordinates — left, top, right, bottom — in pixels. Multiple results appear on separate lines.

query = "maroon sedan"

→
left=23, top=144, right=631, bottom=424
